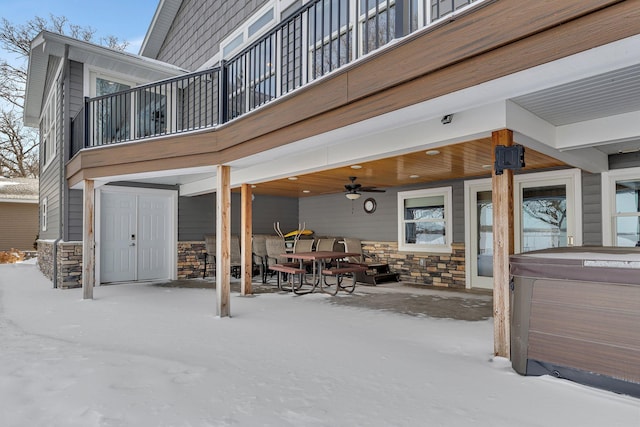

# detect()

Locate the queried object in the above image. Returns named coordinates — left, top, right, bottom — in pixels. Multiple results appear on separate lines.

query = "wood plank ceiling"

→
left=247, top=138, right=566, bottom=198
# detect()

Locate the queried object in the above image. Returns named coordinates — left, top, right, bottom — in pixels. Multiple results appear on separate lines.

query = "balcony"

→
left=71, top=0, right=485, bottom=156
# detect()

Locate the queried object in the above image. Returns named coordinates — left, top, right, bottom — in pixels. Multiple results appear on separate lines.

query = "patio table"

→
left=282, top=251, right=366, bottom=295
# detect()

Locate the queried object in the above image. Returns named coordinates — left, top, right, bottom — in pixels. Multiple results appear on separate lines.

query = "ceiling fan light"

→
left=345, top=192, right=361, bottom=200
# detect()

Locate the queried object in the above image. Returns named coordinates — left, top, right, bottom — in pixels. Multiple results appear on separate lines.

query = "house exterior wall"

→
left=299, top=179, right=467, bottom=243
left=582, top=171, right=602, bottom=246
left=65, top=61, right=85, bottom=241
left=0, top=202, right=39, bottom=251
left=609, top=151, right=640, bottom=170
left=39, top=56, right=63, bottom=241
left=154, top=0, right=270, bottom=69
left=178, top=193, right=299, bottom=240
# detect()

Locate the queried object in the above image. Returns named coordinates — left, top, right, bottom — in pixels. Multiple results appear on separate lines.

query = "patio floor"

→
left=153, top=278, right=494, bottom=321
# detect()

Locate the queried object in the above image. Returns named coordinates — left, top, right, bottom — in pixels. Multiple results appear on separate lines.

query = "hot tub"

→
left=509, top=247, right=640, bottom=397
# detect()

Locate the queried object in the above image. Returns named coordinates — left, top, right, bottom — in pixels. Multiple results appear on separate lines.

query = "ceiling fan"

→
left=344, top=176, right=385, bottom=200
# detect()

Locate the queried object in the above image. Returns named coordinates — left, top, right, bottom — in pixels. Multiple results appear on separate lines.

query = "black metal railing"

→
left=73, top=0, right=481, bottom=152
left=83, top=68, right=220, bottom=149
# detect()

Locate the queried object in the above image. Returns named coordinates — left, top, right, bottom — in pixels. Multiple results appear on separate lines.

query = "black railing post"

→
left=83, top=96, right=90, bottom=148
left=219, top=60, right=228, bottom=124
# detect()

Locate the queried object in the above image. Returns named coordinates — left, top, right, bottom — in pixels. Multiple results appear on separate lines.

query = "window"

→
left=41, top=197, right=48, bottom=232
left=220, top=3, right=276, bottom=59
left=602, top=168, right=640, bottom=246
left=398, top=187, right=452, bottom=252
left=41, top=88, right=57, bottom=168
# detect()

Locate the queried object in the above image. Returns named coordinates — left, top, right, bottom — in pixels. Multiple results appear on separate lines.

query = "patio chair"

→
left=342, top=237, right=399, bottom=285
left=293, top=238, right=314, bottom=253
left=203, top=234, right=216, bottom=278
left=230, top=235, right=242, bottom=279
left=202, top=234, right=242, bottom=279
left=252, top=234, right=269, bottom=283
left=315, top=238, right=336, bottom=252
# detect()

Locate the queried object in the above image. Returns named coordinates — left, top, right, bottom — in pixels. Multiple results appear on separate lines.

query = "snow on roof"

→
left=0, top=177, right=38, bottom=202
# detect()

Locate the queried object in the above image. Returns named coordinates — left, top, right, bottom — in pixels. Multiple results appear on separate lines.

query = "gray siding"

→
left=39, top=56, right=63, bottom=240
left=67, top=189, right=83, bottom=241
left=64, top=61, right=85, bottom=241
left=299, top=179, right=466, bottom=243
left=609, top=151, right=640, bottom=170
left=178, top=193, right=298, bottom=241
left=155, top=0, right=270, bottom=69
left=582, top=171, right=602, bottom=246
left=68, top=61, right=84, bottom=133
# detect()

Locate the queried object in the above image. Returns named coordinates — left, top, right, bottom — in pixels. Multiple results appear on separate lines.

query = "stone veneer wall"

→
left=37, top=240, right=55, bottom=281
left=362, top=241, right=466, bottom=288
left=178, top=242, right=209, bottom=279
left=57, top=242, right=83, bottom=289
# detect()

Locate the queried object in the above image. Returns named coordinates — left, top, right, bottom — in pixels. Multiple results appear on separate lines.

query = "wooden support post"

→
left=82, top=179, right=95, bottom=300
left=491, top=129, right=514, bottom=358
left=216, top=165, right=231, bottom=317
left=241, top=183, right=253, bottom=296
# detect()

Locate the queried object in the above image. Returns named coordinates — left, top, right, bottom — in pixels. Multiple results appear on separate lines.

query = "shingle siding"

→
left=155, top=0, right=270, bottom=69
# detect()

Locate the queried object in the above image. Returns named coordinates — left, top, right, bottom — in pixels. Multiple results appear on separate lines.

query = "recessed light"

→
left=251, top=184, right=257, bottom=188
left=426, top=150, right=440, bottom=156
left=409, top=174, right=420, bottom=179
left=302, top=190, right=311, bottom=193
left=350, top=165, right=362, bottom=169
left=482, top=164, right=493, bottom=170
left=288, top=176, right=298, bottom=180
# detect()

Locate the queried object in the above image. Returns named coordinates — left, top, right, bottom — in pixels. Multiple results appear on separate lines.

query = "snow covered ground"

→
left=0, top=263, right=638, bottom=427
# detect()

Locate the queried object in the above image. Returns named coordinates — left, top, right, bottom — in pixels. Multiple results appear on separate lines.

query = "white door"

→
left=100, top=190, right=173, bottom=283
left=101, top=192, right=137, bottom=282
left=465, top=169, right=582, bottom=289
left=137, top=195, right=170, bottom=281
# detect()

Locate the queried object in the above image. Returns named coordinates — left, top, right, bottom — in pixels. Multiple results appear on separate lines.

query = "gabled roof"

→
left=139, top=0, right=183, bottom=59
left=24, top=30, right=188, bottom=127
left=0, top=177, right=38, bottom=203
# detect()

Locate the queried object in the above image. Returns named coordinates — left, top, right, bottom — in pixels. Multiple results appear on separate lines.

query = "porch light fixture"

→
left=426, top=150, right=440, bottom=156
left=350, top=165, right=363, bottom=169
left=345, top=192, right=361, bottom=200
left=288, top=176, right=298, bottom=180
left=441, top=114, right=453, bottom=124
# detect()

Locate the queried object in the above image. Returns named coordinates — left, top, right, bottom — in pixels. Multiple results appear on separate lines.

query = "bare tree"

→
left=0, top=110, right=38, bottom=177
left=0, top=14, right=128, bottom=177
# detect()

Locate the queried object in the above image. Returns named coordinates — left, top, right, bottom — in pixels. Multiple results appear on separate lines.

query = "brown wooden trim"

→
left=82, top=179, right=95, bottom=300
left=67, top=0, right=639, bottom=185
left=216, top=165, right=231, bottom=317
left=491, top=129, right=514, bottom=358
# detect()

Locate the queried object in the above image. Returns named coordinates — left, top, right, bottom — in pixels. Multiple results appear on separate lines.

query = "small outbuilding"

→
left=0, top=177, right=39, bottom=252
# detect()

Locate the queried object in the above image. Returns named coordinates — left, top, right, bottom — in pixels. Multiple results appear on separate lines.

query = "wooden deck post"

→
left=82, top=179, right=95, bottom=300
left=241, top=183, right=253, bottom=296
left=491, top=129, right=515, bottom=358
left=216, top=165, right=231, bottom=317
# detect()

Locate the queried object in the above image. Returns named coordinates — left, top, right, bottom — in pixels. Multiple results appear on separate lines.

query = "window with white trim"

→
left=603, top=168, right=640, bottom=247
left=41, top=197, right=48, bottom=232
left=220, top=2, right=277, bottom=59
left=40, top=88, right=57, bottom=168
left=398, top=186, right=452, bottom=252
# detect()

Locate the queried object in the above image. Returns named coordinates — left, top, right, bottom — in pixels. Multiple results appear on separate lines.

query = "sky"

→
left=1, top=261, right=639, bottom=426
left=0, top=0, right=160, bottom=58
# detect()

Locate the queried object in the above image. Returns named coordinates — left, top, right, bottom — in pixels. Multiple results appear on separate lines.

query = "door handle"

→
left=130, top=243, right=136, bottom=247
